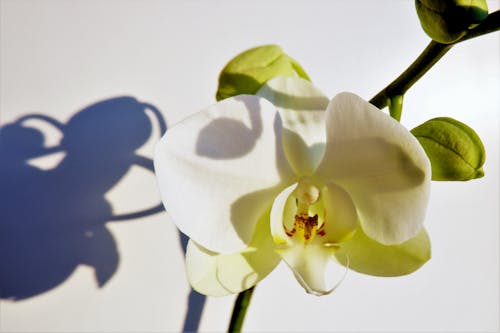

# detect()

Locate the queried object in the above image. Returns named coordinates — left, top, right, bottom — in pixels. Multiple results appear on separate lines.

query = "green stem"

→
left=369, top=10, right=500, bottom=110
left=227, top=286, right=255, bottom=333
left=369, top=40, right=452, bottom=109
left=388, top=94, right=404, bottom=121
left=461, top=10, right=500, bottom=42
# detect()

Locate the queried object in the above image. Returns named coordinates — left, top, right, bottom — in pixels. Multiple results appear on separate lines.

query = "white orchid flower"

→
left=154, top=76, right=431, bottom=296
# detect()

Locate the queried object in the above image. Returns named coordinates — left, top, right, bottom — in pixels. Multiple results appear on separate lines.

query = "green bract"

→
left=415, top=0, right=489, bottom=43
left=411, top=117, right=485, bottom=181
left=215, top=45, right=310, bottom=101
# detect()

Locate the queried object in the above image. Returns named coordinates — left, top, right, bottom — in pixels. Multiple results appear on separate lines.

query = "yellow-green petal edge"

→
left=334, top=227, right=431, bottom=276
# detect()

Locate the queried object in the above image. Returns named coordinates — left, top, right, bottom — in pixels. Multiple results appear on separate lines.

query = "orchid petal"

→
left=321, top=182, right=358, bottom=244
left=154, top=95, right=294, bottom=253
left=334, top=226, right=431, bottom=276
left=257, top=76, right=329, bottom=176
left=277, top=244, right=338, bottom=296
left=316, top=92, right=431, bottom=245
left=269, top=183, right=297, bottom=246
left=185, top=212, right=281, bottom=296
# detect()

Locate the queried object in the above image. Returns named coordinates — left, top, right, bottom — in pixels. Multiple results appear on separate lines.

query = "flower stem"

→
left=461, top=10, right=500, bottom=42
left=369, top=10, right=500, bottom=110
left=227, top=286, right=255, bottom=333
left=388, top=94, right=404, bottom=121
left=369, top=40, right=452, bottom=109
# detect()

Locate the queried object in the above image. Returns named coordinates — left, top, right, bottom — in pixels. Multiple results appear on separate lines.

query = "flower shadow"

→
left=0, top=96, right=166, bottom=300
left=178, top=232, right=207, bottom=333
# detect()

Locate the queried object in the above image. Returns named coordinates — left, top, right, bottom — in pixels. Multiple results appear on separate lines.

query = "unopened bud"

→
left=415, top=0, right=488, bottom=43
left=216, top=45, right=310, bottom=101
left=411, top=117, right=485, bottom=181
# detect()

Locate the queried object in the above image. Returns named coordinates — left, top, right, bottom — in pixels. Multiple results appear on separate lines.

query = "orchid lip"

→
left=289, top=251, right=350, bottom=296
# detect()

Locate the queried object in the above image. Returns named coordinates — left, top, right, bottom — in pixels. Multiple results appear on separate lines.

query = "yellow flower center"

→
left=284, top=178, right=325, bottom=243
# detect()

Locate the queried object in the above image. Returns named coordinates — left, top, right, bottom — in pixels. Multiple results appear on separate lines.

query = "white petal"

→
left=269, top=183, right=297, bottom=246
left=321, top=182, right=358, bottom=244
left=185, top=212, right=281, bottom=296
left=257, top=76, right=329, bottom=176
left=316, top=92, right=431, bottom=245
left=154, top=95, right=294, bottom=253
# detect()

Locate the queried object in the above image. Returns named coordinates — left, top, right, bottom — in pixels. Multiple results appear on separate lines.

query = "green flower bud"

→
left=415, top=0, right=489, bottom=43
left=411, top=117, right=485, bottom=181
left=216, top=45, right=311, bottom=101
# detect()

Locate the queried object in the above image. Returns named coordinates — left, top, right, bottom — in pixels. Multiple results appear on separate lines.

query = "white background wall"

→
left=1, top=1, right=498, bottom=332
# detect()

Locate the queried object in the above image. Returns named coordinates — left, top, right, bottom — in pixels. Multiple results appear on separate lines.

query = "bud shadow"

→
left=195, top=95, right=263, bottom=159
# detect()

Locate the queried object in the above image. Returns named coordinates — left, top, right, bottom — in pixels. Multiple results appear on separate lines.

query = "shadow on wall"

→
left=0, top=96, right=167, bottom=300
left=179, top=232, right=207, bottom=333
